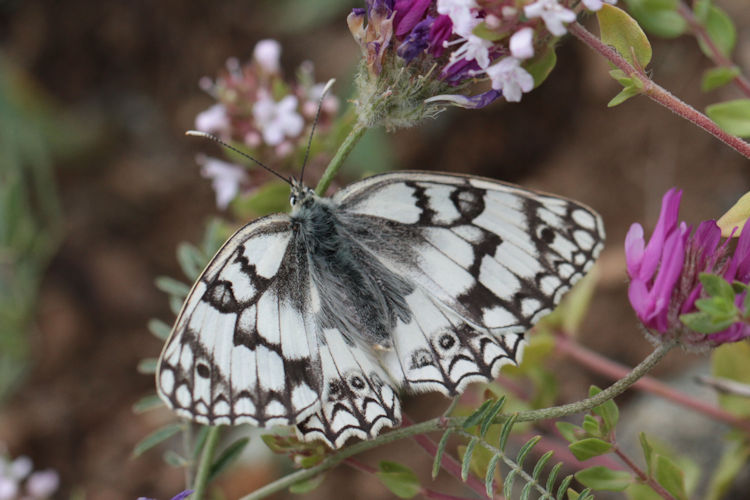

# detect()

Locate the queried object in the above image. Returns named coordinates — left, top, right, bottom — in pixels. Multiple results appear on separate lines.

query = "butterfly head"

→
left=290, top=179, right=316, bottom=211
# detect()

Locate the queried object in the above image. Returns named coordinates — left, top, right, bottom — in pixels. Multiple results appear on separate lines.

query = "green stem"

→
left=192, top=426, right=222, bottom=500
left=315, top=122, right=368, bottom=196
left=240, top=340, right=676, bottom=500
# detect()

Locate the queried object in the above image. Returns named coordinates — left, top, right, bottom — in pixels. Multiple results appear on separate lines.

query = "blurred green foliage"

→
left=0, top=54, right=93, bottom=403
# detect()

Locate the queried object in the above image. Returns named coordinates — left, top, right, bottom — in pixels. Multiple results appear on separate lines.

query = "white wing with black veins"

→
left=157, top=214, right=323, bottom=428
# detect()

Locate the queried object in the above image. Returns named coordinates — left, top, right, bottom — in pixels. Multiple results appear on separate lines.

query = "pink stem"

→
left=554, top=332, right=750, bottom=433
left=568, top=21, right=750, bottom=160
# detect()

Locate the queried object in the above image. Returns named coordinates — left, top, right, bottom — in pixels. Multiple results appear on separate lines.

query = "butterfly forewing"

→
left=157, top=215, right=323, bottom=428
left=157, top=171, right=605, bottom=448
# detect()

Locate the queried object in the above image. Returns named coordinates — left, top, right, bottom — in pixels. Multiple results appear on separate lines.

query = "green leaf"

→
left=597, top=5, right=653, bottom=68
left=576, top=466, right=632, bottom=491
left=706, top=99, right=750, bottom=138
left=503, top=469, right=518, bottom=499
left=163, top=450, right=189, bottom=468
left=461, top=437, right=479, bottom=481
left=654, top=454, right=688, bottom=500
left=472, top=22, right=505, bottom=42
left=498, top=413, right=518, bottom=450
left=155, top=276, right=191, bottom=299
left=524, top=46, right=558, bottom=89
left=289, top=473, right=326, bottom=494
left=705, top=440, right=750, bottom=500
left=680, top=310, right=737, bottom=334
left=137, top=358, right=158, bottom=375
left=533, top=451, right=554, bottom=480
left=517, top=436, right=541, bottom=466
left=376, top=461, right=421, bottom=499
left=695, top=3, right=736, bottom=58
left=700, top=273, right=736, bottom=301
left=546, top=462, right=563, bottom=493
left=176, top=242, right=205, bottom=281
left=132, top=394, right=163, bottom=414
left=608, top=85, right=642, bottom=107
left=718, top=191, right=750, bottom=237
left=193, top=425, right=210, bottom=458
left=485, top=454, right=501, bottom=497
left=133, top=423, right=184, bottom=457
left=432, top=430, right=452, bottom=479
left=556, top=422, right=583, bottom=443
left=702, top=66, right=741, bottom=92
left=569, top=438, right=613, bottom=461
left=712, top=342, right=750, bottom=416
left=640, top=432, right=654, bottom=476
left=147, top=319, right=172, bottom=341
left=590, top=386, right=620, bottom=432
left=582, top=415, right=602, bottom=437
left=479, top=397, right=506, bottom=437
left=623, top=0, right=687, bottom=38
left=208, top=437, right=251, bottom=482
left=232, top=180, right=291, bottom=219
left=463, top=399, right=494, bottom=429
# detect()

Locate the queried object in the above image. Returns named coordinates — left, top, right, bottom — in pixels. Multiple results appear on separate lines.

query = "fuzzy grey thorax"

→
left=288, top=182, right=413, bottom=348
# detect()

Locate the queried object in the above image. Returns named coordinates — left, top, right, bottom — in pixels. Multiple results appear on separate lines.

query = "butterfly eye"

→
left=289, top=194, right=297, bottom=206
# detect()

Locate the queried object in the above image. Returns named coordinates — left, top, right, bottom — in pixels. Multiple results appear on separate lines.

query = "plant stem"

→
left=568, top=21, right=750, bottom=160
left=315, top=122, right=368, bottom=196
left=554, top=332, right=750, bottom=433
left=241, top=340, right=675, bottom=500
left=612, top=444, right=676, bottom=500
left=192, top=426, right=222, bottom=500
left=677, top=2, right=750, bottom=98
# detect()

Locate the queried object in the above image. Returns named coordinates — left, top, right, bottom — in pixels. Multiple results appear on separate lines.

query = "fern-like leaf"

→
left=498, top=413, right=518, bottom=450
left=516, top=436, right=541, bottom=467
left=545, top=462, right=562, bottom=492
left=485, top=453, right=501, bottom=497
left=533, top=450, right=554, bottom=481
left=556, top=475, right=573, bottom=499
left=461, top=437, right=479, bottom=481
left=432, top=430, right=452, bottom=479
left=463, top=399, right=495, bottom=429
left=479, top=397, right=506, bottom=437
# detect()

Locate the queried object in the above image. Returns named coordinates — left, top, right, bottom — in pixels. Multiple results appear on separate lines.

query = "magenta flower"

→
left=625, top=188, right=750, bottom=348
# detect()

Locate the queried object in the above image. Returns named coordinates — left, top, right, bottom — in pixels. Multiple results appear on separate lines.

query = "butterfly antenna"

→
left=185, top=131, right=292, bottom=185
left=299, top=78, right=335, bottom=183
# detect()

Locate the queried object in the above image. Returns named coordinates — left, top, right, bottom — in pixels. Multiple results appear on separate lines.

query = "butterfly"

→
left=156, top=167, right=605, bottom=448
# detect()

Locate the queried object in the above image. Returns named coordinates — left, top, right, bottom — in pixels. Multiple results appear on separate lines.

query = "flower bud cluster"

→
left=348, top=0, right=615, bottom=128
left=195, top=39, right=339, bottom=158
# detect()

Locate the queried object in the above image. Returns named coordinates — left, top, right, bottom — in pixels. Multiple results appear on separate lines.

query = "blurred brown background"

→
left=1, top=1, right=749, bottom=499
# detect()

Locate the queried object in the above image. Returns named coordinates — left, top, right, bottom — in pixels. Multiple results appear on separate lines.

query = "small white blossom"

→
left=450, top=34, right=492, bottom=69
left=487, top=57, right=534, bottom=102
left=199, top=156, right=247, bottom=210
left=252, top=93, right=304, bottom=146
left=26, top=470, right=59, bottom=499
left=510, top=27, right=535, bottom=60
left=0, top=476, right=17, bottom=500
left=195, top=104, right=230, bottom=136
left=436, top=0, right=478, bottom=37
left=582, top=0, right=617, bottom=11
left=253, top=39, right=282, bottom=73
left=8, top=457, right=32, bottom=481
left=524, top=0, right=576, bottom=37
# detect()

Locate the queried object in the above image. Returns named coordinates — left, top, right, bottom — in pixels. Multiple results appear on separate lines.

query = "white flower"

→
left=253, top=39, right=282, bottom=73
left=510, top=27, right=535, bottom=60
left=437, top=0, right=478, bottom=37
left=26, top=470, right=59, bottom=499
left=0, top=476, right=17, bottom=500
left=582, top=0, right=617, bottom=11
left=195, top=103, right=230, bottom=136
left=524, top=0, right=577, bottom=37
left=252, top=93, right=304, bottom=146
left=487, top=57, right=535, bottom=102
left=199, top=156, right=247, bottom=210
left=450, top=34, right=492, bottom=69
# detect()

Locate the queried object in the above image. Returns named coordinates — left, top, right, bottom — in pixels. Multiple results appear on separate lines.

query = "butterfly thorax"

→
left=289, top=187, right=413, bottom=349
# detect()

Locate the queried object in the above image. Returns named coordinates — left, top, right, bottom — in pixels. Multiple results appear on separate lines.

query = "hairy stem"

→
left=192, top=426, right=222, bottom=500
left=677, top=2, right=750, bottom=97
left=315, top=122, right=368, bottom=196
left=568, top=22, right=750, bottom=160
left=241, top=340, right=675, bottom=500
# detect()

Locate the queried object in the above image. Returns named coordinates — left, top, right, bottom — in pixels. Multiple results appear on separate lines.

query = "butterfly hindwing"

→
left=157, top=215, right=323, bottom=427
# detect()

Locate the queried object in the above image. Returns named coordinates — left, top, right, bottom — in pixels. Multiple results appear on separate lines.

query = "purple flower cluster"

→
left=349, top=0, right=616, bottom=109
left=625, top=189, right=750, bottom=347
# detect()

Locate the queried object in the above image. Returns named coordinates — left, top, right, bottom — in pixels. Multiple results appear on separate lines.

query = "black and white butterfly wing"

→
left=156, top=214, right=324, bottom=428
left=332, top=171, right=605, bottom=395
